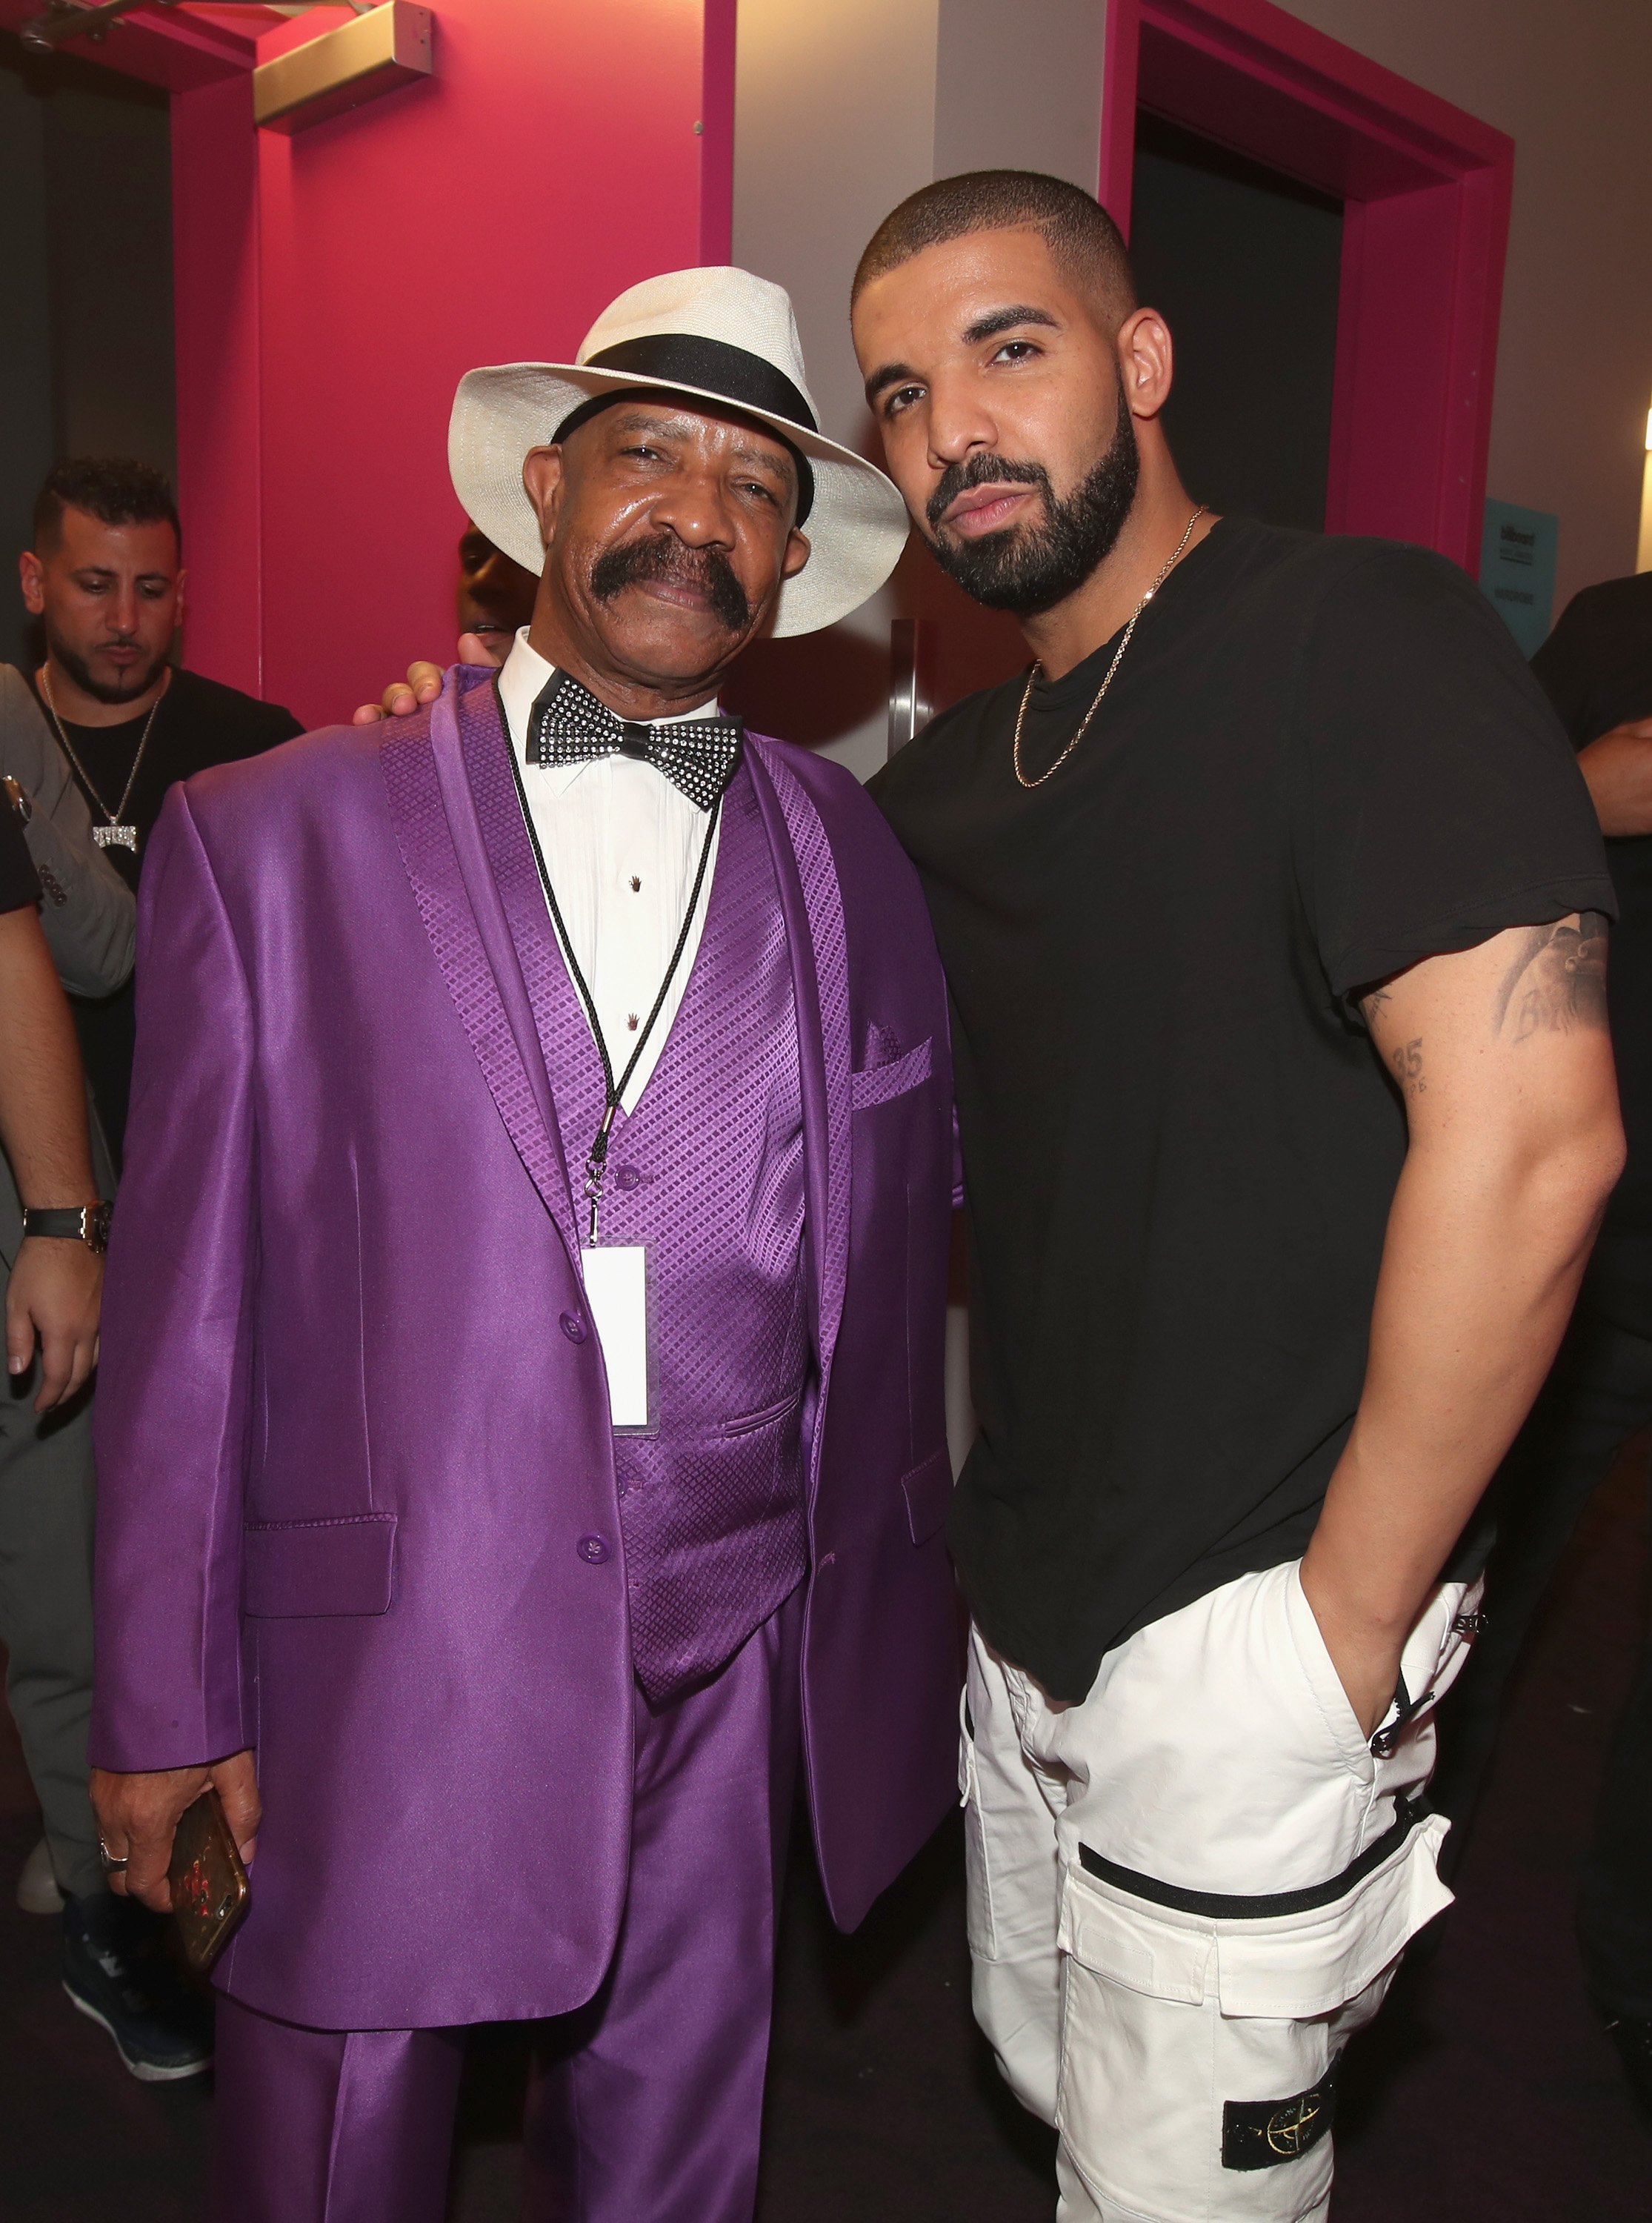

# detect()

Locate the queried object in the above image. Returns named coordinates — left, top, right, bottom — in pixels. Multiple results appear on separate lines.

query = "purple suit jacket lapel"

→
left=745, top=737, right=851, bottom=1398
left=381, top=671, right=582, bottom=1263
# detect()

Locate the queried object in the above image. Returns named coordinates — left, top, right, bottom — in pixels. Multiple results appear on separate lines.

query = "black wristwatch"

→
left=21, top=1203, right=113, bottom=1255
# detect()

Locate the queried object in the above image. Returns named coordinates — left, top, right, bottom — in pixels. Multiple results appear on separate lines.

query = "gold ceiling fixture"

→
left=19, top=1, right=433, bottom=133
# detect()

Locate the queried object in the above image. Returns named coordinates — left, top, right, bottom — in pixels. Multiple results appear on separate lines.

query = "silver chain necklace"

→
left=1012, top=506, right=1207, bottom=791
left=38, top=665, right=164, bottom=854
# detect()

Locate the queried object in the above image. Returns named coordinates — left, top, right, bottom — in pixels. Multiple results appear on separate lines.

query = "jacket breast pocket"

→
left=243, top=1512, right=397, bottom=1618
left=850, top=1035, right=931, bottom=1111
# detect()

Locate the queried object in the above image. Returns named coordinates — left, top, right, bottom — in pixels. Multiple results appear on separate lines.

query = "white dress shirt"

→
left=498, top=630, right=724, bottom=1113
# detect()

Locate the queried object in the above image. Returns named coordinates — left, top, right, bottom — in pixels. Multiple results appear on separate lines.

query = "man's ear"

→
left=18, top=551, right=44, bottom=617
left=782, top=528, right=811, bottom=582
left=1118, top=306, right=1174, bottom=423
left=521, top=446, right=566, bottom=550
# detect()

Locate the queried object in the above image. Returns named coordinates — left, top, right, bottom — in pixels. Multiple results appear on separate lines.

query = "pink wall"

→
left=245, top=1, right=725, bottom=726
left=0, top=0, right=734, bottom=728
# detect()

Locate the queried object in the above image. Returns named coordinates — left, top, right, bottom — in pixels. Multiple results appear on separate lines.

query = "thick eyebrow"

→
left=864, top=359, right=921, bottom=405
left=960, top=304, right=1061, bottom=345
left=727, top=439, right=792, bottom=484
left=607, top=408, right=793, bottom=482
left=863, top=305, right=1063, bottom=405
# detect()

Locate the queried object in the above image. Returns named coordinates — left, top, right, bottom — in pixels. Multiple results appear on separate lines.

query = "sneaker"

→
left=1601, top=2013, right=1652, bottom=2124
left=16, top=1838, right=64, bottom=1916
left=61, top=1893, right=213, bottom=2081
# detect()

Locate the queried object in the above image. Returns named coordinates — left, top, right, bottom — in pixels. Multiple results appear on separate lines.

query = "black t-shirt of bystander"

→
left=30, top=664, right=302, bottom=1165
left=1531, top=574, right=1652, bottom=1338
left=0, top=795, right=41, bottom=914
left=872, top=516, right=1616, bottom=1701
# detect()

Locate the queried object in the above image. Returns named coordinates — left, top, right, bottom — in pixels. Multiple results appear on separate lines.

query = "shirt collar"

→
left=497, top=630, right=721, bottom=794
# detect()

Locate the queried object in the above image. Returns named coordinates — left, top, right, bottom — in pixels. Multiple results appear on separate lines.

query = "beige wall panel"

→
left=733, top=0, right=941, bottom=447
left=934, top=0, right=1106, bottom=189
left=730, top=0, right=1108, bottom=776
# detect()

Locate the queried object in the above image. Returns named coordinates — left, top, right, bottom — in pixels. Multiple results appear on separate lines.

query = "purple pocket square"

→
left=850, top=1035, right=932, bottom=1112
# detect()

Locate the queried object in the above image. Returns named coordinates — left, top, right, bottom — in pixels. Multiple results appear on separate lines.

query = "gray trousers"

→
left=0, top=1365, right=101, bottom=1901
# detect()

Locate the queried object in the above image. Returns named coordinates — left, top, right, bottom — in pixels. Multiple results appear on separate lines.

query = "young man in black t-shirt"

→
left=19, top=458, right=302, bottom=1163
left=855, top=173, right=1623, bottom=2220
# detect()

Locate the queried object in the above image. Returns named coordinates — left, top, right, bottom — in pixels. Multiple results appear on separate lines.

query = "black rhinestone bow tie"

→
left=526, top=668, right=743, bottom=813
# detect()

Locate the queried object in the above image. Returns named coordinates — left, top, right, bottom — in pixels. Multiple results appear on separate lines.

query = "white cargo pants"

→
left=962, top=1561, right=1481, bottom=2222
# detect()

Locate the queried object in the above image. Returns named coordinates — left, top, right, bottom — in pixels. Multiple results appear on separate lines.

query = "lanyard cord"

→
left=506, top=734, right=725, bottom=1242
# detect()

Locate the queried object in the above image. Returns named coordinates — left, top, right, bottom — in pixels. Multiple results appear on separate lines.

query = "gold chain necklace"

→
left=1012, top=506, right=1207, bottom=790
left=39, top=665, right=165, bottom=854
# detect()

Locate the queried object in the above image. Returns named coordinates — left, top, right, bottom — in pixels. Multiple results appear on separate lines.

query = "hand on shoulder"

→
left=350, top=633, right=503, bottom=726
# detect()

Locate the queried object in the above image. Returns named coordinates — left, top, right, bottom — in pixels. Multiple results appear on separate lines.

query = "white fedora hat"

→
left=449, top=267, right=909, bottom=639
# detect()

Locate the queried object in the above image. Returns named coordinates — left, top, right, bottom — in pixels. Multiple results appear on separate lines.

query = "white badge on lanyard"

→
left=582, top=1243, right=651, bottom=1431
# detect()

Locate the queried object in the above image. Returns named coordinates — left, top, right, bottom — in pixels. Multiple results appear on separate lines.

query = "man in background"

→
left=19, top=457, right=302, bottom=1164
left=1433, top=568, right=1652, bottom=2116
left=456, top=516, right=537, bottom=662
left=1, top=769, right=203, bottom=2078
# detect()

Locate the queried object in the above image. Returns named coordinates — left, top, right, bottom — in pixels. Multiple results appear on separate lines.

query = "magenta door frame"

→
left=1100, top=0, right=1514, bottom=571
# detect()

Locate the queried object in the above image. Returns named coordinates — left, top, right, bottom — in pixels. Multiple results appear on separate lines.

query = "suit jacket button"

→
left=560, top=1311, right=587, bottom=1343
left=577, top=1534, right=610, bottom=1566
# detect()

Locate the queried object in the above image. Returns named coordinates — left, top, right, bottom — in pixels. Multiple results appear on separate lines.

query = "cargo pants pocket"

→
left=1055, top=1809, right=1452, bottom=2223
left=962, top=1631, right=1066, bottom=2124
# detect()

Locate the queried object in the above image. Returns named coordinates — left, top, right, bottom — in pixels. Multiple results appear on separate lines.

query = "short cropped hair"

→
left=33, top=456, right=181, bottom=556
left=853, top=169, right=1137, bottom=329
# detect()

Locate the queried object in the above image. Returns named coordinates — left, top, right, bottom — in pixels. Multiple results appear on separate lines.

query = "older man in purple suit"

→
left=86, top=268, right=960, bottom=2223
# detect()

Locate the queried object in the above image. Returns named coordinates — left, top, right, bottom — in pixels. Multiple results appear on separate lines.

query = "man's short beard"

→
left=925, top=395, right=1142, bottom=616
left=45, top=622, right=168, bottom=708
left=588, top=531, right=750, bottom=634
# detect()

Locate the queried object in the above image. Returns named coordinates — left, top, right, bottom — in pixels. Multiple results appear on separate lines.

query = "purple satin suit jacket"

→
left=90, top=668, right=959, bottom=2032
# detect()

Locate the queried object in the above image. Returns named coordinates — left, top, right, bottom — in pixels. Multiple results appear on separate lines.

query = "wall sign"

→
left=1480, top=499, right=1559, bottom=657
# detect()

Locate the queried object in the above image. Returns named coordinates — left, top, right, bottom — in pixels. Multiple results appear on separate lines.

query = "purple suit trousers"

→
left=213, top=1591, right=803, bottom=2223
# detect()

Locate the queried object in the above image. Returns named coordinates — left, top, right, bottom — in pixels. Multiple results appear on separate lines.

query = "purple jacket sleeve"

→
left=90, top=785, right=258, bottom=1772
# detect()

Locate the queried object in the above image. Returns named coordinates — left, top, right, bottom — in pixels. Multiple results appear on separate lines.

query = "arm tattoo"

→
left=1389, top=1037, right=1425, bottom=1098
left=1493, top=912, right=1610, bottom=1041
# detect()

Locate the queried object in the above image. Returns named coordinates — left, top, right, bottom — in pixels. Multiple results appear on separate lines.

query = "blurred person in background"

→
left=456, top=516, right=538, bottom=663
left=1, top=763, right=208, bottom=2078
left=19, top=457, right=302, bottom=1165
left=2, top=668, right=128, bottom=1907
left=1433, top=568, right=1652, bottom=2117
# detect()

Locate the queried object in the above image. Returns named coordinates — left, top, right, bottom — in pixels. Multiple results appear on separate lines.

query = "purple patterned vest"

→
left=536, top=762, right=810, bottom=1701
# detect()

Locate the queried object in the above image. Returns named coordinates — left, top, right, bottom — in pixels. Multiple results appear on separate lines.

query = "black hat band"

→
left=550, top=331, right=816, bottom=525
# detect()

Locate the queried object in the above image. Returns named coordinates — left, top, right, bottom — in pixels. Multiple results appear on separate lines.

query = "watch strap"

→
left=21, top=1203, right=112, bottom=1254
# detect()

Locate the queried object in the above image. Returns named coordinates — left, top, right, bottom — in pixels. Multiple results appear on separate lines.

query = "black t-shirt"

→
left=0, top=794, right=40, bottom=914
left=30, top=665, right=302, bottom=1163
left=872, top=516, right=1616, bottom=1700
left=1531, top=574, right=1652, bottom=1336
